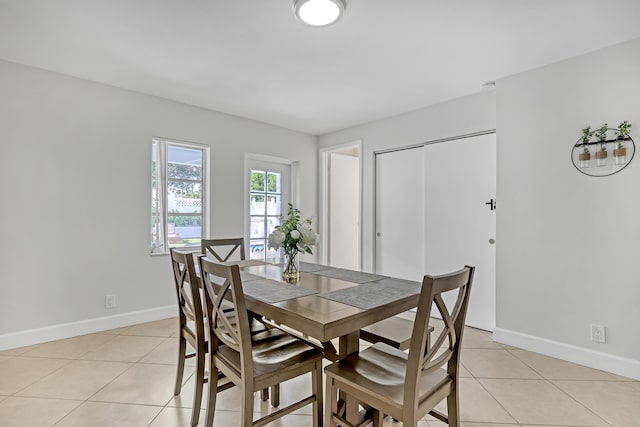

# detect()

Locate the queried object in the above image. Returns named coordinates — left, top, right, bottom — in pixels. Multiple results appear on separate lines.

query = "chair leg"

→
left=191, top=348, right=206, bottom=426
left=174, top=335, right=187, bottom=395
left=372, top=409, right=384, bottom=427
left=203, top=357, right=218, bottom=427
left=326, top=376, right=337, bottom=427
left=312, top=361, right=323, bottom=427
left=261, top=387, right=269, bottom=402
left=241, top=386, right=254, bottom=427
left=270, top=384, right=280, bottom=407
left=447, top=385, right=460, bottom=427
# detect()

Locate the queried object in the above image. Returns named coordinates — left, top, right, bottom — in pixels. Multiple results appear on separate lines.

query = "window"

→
left=151, top=138, right=208, bottom=254
left=248, top=161, right=290, bottom=260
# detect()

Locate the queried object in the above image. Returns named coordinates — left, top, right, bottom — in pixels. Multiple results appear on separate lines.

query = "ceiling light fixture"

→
left=293, top=0, right=346, bottom=27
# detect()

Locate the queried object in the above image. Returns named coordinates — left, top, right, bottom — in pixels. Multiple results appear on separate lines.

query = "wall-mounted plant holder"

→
left=572, top=128, right=635, bottom=177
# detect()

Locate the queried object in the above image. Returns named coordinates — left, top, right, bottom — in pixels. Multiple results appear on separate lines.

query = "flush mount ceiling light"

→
left=293, top=0, right=346, bottom=27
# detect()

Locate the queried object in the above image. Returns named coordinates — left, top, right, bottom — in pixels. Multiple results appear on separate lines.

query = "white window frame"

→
left=151, top=137, right=210, bottom=255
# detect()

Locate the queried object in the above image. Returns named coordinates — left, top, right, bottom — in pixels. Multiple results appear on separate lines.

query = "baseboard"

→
left=0, top=305, right=176, bottom=351
left=493, top=327, right=640, bottom=381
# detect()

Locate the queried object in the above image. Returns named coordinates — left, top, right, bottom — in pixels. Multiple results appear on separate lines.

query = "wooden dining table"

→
left=230, top=260, right=424, bottom=424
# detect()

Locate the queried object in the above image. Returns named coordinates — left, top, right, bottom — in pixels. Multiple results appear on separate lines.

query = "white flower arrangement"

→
left=268, top=204, right=318, bottom=257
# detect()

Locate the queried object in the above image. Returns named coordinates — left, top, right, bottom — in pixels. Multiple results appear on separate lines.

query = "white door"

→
left=375, top=147, right=424, bottom=281
left=328, top=153, right=360, bottom=270
left=424, top=133, right=496, bottom=331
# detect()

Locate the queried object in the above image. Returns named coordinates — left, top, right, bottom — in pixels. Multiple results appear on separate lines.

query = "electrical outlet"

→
left=105, top=294, right=117, bottom=309
left=590, top=324, right=606, bottom=343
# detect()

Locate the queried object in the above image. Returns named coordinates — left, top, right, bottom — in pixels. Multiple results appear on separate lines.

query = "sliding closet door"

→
left=375, top=133, right=496, bottom=331
left=375, top=146, right=424, bottom=281
left=424, top=133, right=496, bottom=330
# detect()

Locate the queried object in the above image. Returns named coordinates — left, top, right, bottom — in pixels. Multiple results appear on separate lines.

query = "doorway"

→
left=321, top=142, right=361, bottom=269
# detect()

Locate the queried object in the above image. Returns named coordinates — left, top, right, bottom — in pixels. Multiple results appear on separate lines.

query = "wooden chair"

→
left=199, top=256, right=324, bottom=427
left=201, top=238, right=246, bottom=262
left=325, top=266, right=475, bottom=427
left=170, top=248, right=209, bottom=426
left=201, top=237, right=279, bottom=404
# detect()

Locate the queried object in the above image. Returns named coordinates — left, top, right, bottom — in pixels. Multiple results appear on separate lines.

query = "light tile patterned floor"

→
left=0, top=318, right=639, bottom=427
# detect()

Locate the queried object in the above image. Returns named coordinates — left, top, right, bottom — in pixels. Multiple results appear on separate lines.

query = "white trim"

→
left=493, top=327, right=640, bottom=380
left=0, top=306, right=176, bottom=351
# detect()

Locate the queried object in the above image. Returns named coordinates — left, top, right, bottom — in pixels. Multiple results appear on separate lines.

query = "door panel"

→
left=424, top=133, right=496, bottom=330
left=375, top=147, right=424, bottom=281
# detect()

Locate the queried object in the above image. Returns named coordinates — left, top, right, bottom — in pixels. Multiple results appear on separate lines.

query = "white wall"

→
left=495, top=38, right=640, bottom=372
left=0, top=59, right=317, bottom=346
left=319, top=37, right=640, bottom=378
left=318, top=92, right=497, bottom=272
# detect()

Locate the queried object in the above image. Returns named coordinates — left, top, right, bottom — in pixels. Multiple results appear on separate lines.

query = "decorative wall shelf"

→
left=571, top=134, right=635, bottom=177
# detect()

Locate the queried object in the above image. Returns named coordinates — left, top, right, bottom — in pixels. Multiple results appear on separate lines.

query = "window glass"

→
left=151, top=139, right=208, bottom=253
left=249, top=167, right=285, bottom=260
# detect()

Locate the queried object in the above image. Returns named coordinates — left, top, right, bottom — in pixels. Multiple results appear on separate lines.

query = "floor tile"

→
left=169, top=371, right=315, bottom=416
left=82, top=335, right=165, bottom=362
left=458, top=363, right=472, bottom=378
left=120, top=318, right=178, bottom=337
left=0, top=356, right=70, bottom=395
left=462, top=349, right=543, bottom=379
left=0, top=344, right=42, bottom=356
left=148, top=407, right=206, bottom=427
left=90, top=363, right=177, bottom=406
left=149, top=407, right=314, bottom=427
left=480, top=378, right=609, bottom=426
left=428, top=422, right=518, bottom=427
left=553, top=380, right=640, bottom=427
left=139, top=337, right=195, bottom=366
left=510, top=349, right=631, bottom=381
left=433, top=378, right=516, bottom=424
left=0, top=396, right=81, bottom=427
left=98, top=326, right=131, bottom=335
left=16, top=360, right=131, bottom=400
left=55, top=401, right=162, bottom=427
left=461, top=328, right=505, bottom=349
left=22, top=333, right=114, bottom=359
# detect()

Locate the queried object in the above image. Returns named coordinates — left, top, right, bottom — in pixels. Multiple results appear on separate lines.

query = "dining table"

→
left=225, top=258, right=424, bottom=424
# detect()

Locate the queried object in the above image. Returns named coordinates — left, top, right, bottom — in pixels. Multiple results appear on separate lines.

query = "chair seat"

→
left=217, top=329, right=324, bottom=379
left=324, top=343, right=450, bottom=412
left=360, top=315, right=414, bottom=350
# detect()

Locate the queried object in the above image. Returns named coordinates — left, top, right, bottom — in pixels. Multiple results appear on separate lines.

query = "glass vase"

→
left=614, top=142, right=627, bottom=165
left=282, top=251, right=300, bottom=282
left=595, top=149, right=608, bottom=167
left=578, top=152, right=591, bottom=168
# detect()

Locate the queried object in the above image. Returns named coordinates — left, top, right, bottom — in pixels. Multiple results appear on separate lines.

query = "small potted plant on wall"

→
left=579, top=126, right=592, bottom=168
left=594, top=123, right=609, bottom=167
left=614, top=120, right=631, bottom=165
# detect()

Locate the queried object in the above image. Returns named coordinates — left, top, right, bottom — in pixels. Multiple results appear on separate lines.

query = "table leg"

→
left=338, top=331, right=360, bottom=425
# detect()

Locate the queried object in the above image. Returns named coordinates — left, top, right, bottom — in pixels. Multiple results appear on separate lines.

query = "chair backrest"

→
left=170, top=248, right=205, bottom=332
left=198, top=256, right=254, bottom=376
left=201, top=238, right=246, bottom=262
left=404, top=266, right=475, bottom=411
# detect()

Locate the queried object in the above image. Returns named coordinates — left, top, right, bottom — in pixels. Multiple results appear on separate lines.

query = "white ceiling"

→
left=1, top=0, right=640, bottom=135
